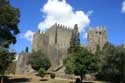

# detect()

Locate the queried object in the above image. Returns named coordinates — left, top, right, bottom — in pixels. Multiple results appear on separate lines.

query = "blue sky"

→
left=10, top=0, right=125, bottom=53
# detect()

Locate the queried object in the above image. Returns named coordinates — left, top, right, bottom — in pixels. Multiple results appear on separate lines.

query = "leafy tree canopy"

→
left=64, top=47, right=98, bottom=82
left=0, top=0, right=20, bottom=48
left=29, top=50, right=51, bottom=71
left=95, top=42, right=125, bottom=83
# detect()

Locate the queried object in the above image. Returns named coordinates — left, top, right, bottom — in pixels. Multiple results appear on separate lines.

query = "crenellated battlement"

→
left=89, top=26, right=106, bottom=32
left=51, top=23, right=73, bottom=32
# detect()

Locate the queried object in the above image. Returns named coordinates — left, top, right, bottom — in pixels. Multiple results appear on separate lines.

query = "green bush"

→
left=74, top=78, right=81, bottom=83
left=50, top=73, right=56, bottom=79
left=38, top=68, right=46, bottom=78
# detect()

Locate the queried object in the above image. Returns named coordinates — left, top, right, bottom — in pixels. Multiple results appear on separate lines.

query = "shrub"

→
left=38, top=68, right=46, bottom=78
left=75, top=78, right=81, bottom=83
left=50, top=73, right=56, bottom=79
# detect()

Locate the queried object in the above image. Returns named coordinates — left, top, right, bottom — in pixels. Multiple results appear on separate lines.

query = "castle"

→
left=16, top=23, right=107, bottom=73
left=32, top=23, right=107, bottom=70
left=32, top=23, right=79, bottom=70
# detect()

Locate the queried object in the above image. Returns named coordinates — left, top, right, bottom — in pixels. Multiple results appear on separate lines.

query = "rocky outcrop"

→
left=16, top=52, right=34, bottom=74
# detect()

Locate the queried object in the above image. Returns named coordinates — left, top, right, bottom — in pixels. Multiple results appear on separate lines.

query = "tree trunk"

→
left=1, top=76, right=4, bottom=83
left=80, top=74, right=83, bottom=83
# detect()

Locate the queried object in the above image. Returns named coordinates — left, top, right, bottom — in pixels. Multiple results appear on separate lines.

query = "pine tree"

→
left=68, top=24, right=80, bottom=54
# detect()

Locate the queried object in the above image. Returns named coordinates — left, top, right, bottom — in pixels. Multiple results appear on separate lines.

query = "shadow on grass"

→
left=35, top=73, right=49, bottom=81
left=73, top=81, right=94, bottom=83
left=0, top=76, right=31, bottom=83
left=39, top=78, right=49, bottom=81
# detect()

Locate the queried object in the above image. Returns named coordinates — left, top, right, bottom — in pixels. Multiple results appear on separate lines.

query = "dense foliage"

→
left=65, top=24, right=98, bottom=82
left=0, top=0, right=20, bottom=48
left=95, top=43, right=125, bottom=83
left=68, top=24, right=80, bottom=54
left=50, top=73, right=56, bottom=79
left=0, top=48, right=15, bottom=83
left=64, top=47, right=98, bottom=82
left=38, top=68, right=46, bottom=78
left=0, top=0, right=20, bottom=83
left=29, top=50, right=51, bottom=77
left=0, top=48, right=15, bottom=74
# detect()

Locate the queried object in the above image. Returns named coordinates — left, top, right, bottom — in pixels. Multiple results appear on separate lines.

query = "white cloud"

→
left=23, top=30, right=34, bottom=42
left=122, top=0, right=125, bottom=13
left=38, top=0, right=90, bottom=32
left=84, top=32, right=88, bottom=39
left=87, top=10, right=94, bottom=16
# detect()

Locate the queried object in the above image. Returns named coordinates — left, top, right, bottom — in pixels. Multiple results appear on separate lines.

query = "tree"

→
left=64, top=47, right=98, bottom=83
left=65, top=24, right=98, bottom=82
left=0, top=48, right=15, bottom=83
left=68, top=24, right=80, bottom=54
left=95, top=43, right=125, bottom=83
left=6, top=61, right=16, bottom=74
left=25, top=47, right=29, bottom=53
left=95, top=45, right=102, bottom=73
left=95, top=43, right=118, bottom=81
left=0, top=0, right=20, bottom=83
left=29, top=50, right=51, bottom=78
left=116, top=45, right=125, bottom=83
left=0, top=0, right=20, bottom=48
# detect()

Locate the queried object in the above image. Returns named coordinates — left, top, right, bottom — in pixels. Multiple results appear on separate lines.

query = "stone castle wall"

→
left=87, top=26, right=107, bottom=53
left=32, top=31, right=48, bottom=53
left=32, top=23, right=75, bottom=70
left=47, top=23, right=73, bottom=48
left=32, top=24, right=108, bottom=69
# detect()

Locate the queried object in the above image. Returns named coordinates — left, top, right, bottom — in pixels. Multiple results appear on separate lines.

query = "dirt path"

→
left=6, top=74, right=70, bottom=83
left=4, top=74, right=108, bottom=83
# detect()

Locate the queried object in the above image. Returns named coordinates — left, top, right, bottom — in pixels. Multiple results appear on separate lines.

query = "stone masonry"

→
left=87, top=26, right=107, bottom=53
left=16, top=52, right=34, bottom=74
left=16, top=24, right=108, bottom=74
left=32, top=23, right=79, bottom=71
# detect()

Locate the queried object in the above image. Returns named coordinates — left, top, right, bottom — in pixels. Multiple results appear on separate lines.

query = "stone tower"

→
left=87, top=26, right=107, bottom=53
left=32, top=23, right=78, bottom=70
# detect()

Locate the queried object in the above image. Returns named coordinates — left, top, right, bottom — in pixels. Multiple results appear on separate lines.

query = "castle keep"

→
left=32, top=23, right=79, bottom=70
